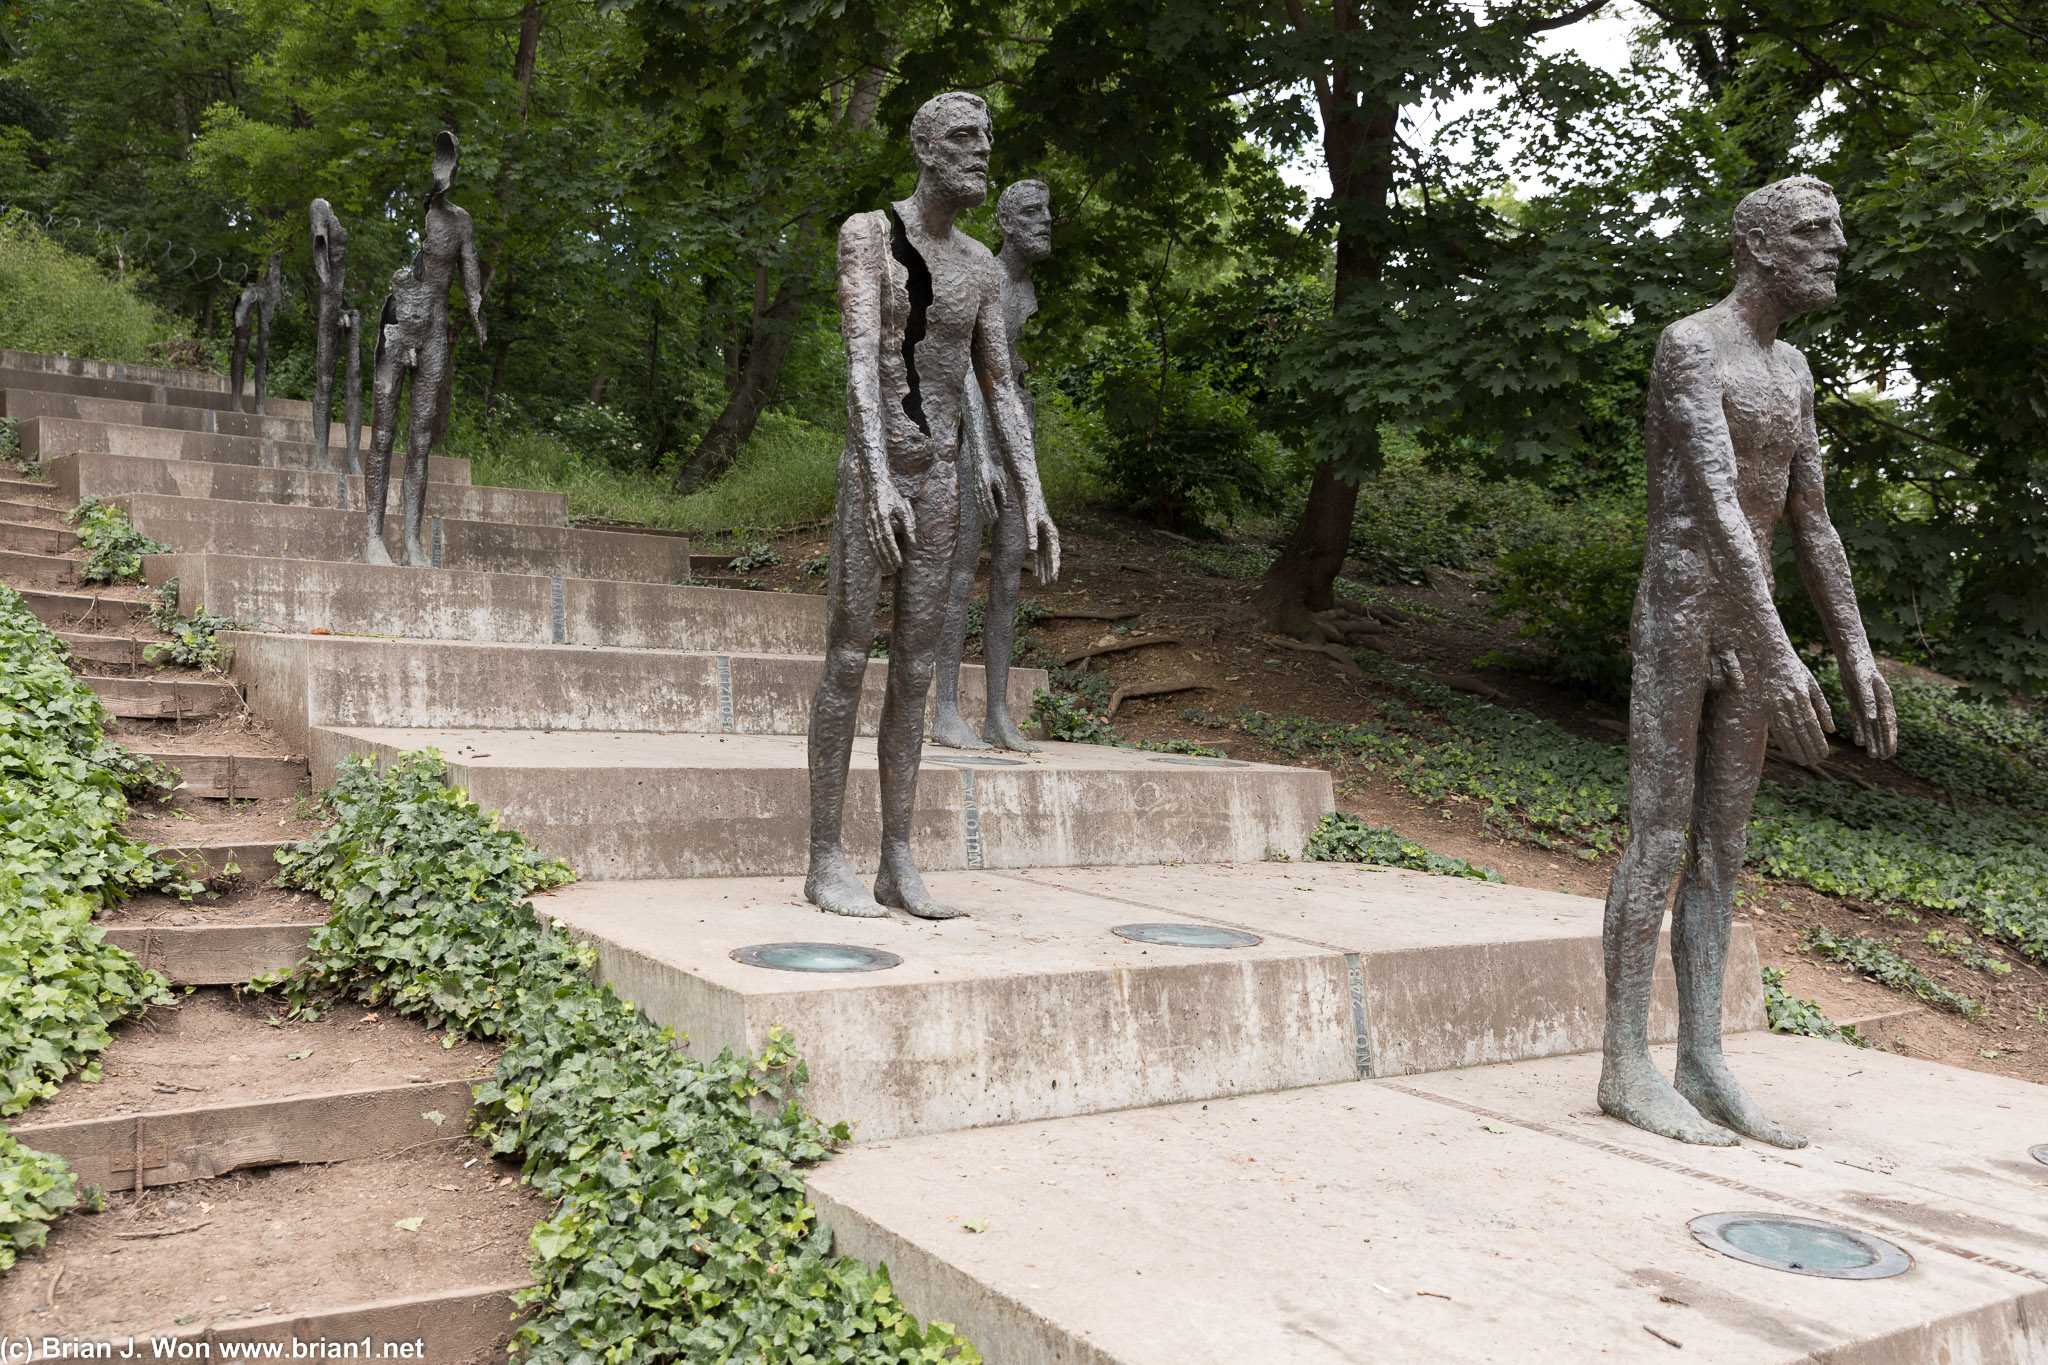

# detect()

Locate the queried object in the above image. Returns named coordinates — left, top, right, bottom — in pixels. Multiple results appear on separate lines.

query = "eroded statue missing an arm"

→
left=932, top=178, right=1055, bottom=752
left=367, top=131, right=486, bottom=568
left=230, top=252, right=281, bottom=415
left=1601, top=175, right=1897, bottom=1148
left=309, top=198, right=363, bottom=477
left=806, top=92, right=1060, bottom=920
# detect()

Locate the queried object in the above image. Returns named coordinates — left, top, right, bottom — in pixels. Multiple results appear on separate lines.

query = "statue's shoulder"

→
left=1651, top=309, right=1728, bottom=380
left=839, top=210, right=890, bottom=251
left=1772, top=336, right=1813, bottom=374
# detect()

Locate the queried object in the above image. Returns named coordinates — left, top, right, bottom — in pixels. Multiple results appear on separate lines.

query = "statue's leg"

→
left=399, top=333, right=446, bottom=567
left=1674, top=686, right=1806, bottom=1147
left=364, top=341, right=402, bottom=568
left=312, top=305, right=336, bottom=474
left=253, top=311, right=270, bottom=416
left=229, top=324, right=250, bottom=415
left=806, top=455, right=887, bottom=918
left=981, top=490, right=1038, bottom=752
left=342, top=313, right=364, bottom=479
left=930, top=472, right=990, bottom=750
left=1598, top=595, right=1737, bottom=1145
left=873, top=467, right=964, bottom=920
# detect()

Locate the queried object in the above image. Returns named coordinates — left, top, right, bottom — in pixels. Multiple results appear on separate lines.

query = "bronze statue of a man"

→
left=229, top=252, right=281, bottom=415
left=807, top=92, right=1060, bottom=920
left=367, top=131, right=485, bottom=568
left=932, top=178, right=1055, bottom=752
left=1601, top=175, right=1897, bottom=1148
left=309, top=199, right=363, bottom=477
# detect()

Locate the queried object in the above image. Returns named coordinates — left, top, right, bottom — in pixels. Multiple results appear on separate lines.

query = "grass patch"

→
left=0, top=212, right=184, bottom=363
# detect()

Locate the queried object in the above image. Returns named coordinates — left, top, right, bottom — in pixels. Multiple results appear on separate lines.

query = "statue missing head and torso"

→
left=805, top=92, right=1060, bottom=921
left=230, top=251, right=282, bottom=415
left=1600, top=175, right=1898, bottom=1148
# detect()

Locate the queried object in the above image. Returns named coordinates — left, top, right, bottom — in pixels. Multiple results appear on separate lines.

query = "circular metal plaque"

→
left=1150, top=755, right=1247, bottom=768
left=924, top=754, right=1027, bottom=766
left=1689, top=1213, right=1911, bottom=1279
left=731, top=942, right=904, bottom=973
left=2031, top=1143, right=2048, bottom=1167
left=1111, top=922, right=1262, bottom=949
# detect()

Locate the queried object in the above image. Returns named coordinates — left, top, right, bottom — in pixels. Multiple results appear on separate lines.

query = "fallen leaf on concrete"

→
left=962, top=1219, right=987, bottom=1234
left=1479, top=1120, right=1509, bottom=1134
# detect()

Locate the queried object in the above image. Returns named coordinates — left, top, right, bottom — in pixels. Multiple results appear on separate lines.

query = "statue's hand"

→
left=471, top=311, right=488, bottom=347
left=865, top=475, right=917, bottom=573
left=975, top=462, right=1004, bottom=526
left=1024, top=498, right=1060, bottom=585
left=1764, top=647, right=1835, bottom=767
left=1839, top=650, right=1898, bottom=759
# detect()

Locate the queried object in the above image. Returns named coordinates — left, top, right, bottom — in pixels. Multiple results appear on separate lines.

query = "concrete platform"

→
left=19, top=415, right=470, bottom=482
left=149, top=553, right=825, bottom=651
left=311, top=729, right=1336, bottom=878
left=232, top=632, right=1045, bottom=747
left=0, top=366, right=314, bottom=417
left=1, top=347, right=240, bottom=395
left=540, top=862, right=1761, bottom=1140
left=807, top=1034, right=2048, bottom=1364
left=48, top=451, right=556, bottom=523
left=5, top=388, right=332, bottom=444
left=124, top=494, right=689, bottom=582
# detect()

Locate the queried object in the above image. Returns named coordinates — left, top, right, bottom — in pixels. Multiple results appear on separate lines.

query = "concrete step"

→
left=1, top=346, right=240, bottom=396
left=85, top=673, right=241, bottom=719
left=58, top=629, right=142, bottom=668
left=141, top=749, right=309, bottom=799
left=0, top=364, right=313, bottom=418
left=0, top=496, right=69, bottom=526
left=12, top=586, right=151, bottom=629
left=152, top=552, right=822, bottom=651
left=232, top=632, right=1044, bottom=749
left=48, top=449, right=563, bottom=524
left=807, top=1033, right=2048, bottom=1365
left=7, top=389, right=343, bottom=448
left=20, top=413, right=471, bottom=483
left=311, top=727, right=1334, bottom=880
left=541, top=862, right=1763, bottom=1141
left=0, top=517, right=77, bottom=554
left=126, top=494, right=691, bottom=582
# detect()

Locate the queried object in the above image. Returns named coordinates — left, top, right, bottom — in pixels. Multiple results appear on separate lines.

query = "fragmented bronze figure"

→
left=807, top=92, right=1060, bottom=920
left=1601, top=175, right=1897, bottom=1147
left=932, top=178, right=1055, bottom=752
left=309, top=199, right=363, bottom=476
left=367, top=131, right=486, bottom=567
left=229, top=251, right=282, bottom=415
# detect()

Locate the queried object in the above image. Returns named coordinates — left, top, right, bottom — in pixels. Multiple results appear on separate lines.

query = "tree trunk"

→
left=1248, top=16, right=1396, bottom=637
left=675, top=277, right=803, bottom=490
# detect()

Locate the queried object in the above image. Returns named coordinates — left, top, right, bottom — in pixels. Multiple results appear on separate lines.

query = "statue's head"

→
left=430, top=131, right=461, bottom=202
left=909, top=92, right=991, bottom=211
left=997, top=180, right=1052, bottom=264
left=1732, top=175, right=1844, bottom=315
left=310, top=198, right=346, bottom=282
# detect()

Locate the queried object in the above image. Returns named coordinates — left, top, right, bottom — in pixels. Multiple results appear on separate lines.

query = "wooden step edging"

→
left=59, top=631, right=141, bottom=667
left=87, top=674, right=242, bottom=719
left=141, top=750, right=309, bottom=799
left=157, top=839, right=287, bottom=885
left=103, top=1283, right=530, bottom=1362
left=103, top=921, right=313, bottom=985
left=12, top=1078, right=477, bottom=1193
left=13, top=587, right=151, bottom=627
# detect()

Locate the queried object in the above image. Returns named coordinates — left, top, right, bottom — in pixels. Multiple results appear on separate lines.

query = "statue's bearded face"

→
left=915, top=108, right=991, bottom=211
left=1757, top=191, right=1846, bottom=314
left=1000, top=192, right=1052, bottom=264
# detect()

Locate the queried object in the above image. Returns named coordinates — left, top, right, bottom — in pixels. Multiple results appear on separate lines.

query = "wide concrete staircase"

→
left=6, top=348, right=2045, bottom=1363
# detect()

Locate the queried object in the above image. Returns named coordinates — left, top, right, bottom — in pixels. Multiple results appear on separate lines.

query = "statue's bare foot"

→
left=806, top=849, right=888, bottom=918
left=874, top=852, right=962, bottom=920
left=1598, top=1059, right=1740, bottom=1146
left=364, top=536, right=396, bottom=568
left=1676, top=1053, right=1807, bottom=1149
left=983, top=707, right=1041, bottom=753
left=930, top=703, right=993, bottom=750
left=400, top=537, right=433, bottom=569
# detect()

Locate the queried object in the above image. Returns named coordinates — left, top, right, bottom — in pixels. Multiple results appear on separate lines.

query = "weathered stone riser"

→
left=0, top=365, right=315, bottom=418
left=50, top=452, right=557, bottom=524
left=19, top=414, right=469, bottom=482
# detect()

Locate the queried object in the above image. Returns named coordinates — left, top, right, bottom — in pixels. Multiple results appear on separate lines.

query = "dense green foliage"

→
left=1759, top=966, right=1869, bottom=1048
left=1484, top=506, right=1645, bottom=703
left=274, top=752, right=977, bottom=1361
left=1302, top=813, right=1502, bottom=881
left=144, top=577, right=238, bottom=670
left=1798, top=925, right=1984, bottom=1021
left=70, top=498, right=167, bottom=585
left=0, top=211, right=181, bottom=362
left=1093, top=356, right=1280, bottom=531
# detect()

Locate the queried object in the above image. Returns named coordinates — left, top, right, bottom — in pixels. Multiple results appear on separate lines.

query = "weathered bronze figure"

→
left=1601, top=175, right=1897, bottom=1148
left=367, top=132, right=486, bottom=567
left=309, top=199, right=363, bottom=476
left=806, top=92, right=1060, bottom=920
left=932, top=178, right=1055, bottom=753
left=229, top=252, right=281, bottom=415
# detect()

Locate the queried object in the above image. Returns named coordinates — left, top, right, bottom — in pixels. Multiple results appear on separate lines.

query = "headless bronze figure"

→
left=229, top=252, right=281, bottom=415
left=367, top=132, right=486, bottom=568
left=806, top=92, right=1060, bottom=920
left=309, top=199, right=363, bottom=477
left=931, top=179, right=1055, bottom=753
left=1601, top=176, right=1898, bottom=1148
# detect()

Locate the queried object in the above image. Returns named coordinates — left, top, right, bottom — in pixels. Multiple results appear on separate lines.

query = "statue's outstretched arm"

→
left=972, top=264, right=1058, bottom=583
left=838, top=213, right=914, bottom=569
left=1785, top=358, right=1896, bottom=756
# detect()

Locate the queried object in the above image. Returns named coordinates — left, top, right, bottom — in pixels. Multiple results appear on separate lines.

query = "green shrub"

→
left=144, top=578, right=239, bottom=670
left=0, top=212, right=182, bottom=362
left=1096, top=358, right=1280, bottom=531
left=1349, top=440, right=1573, bottom=585
left=1302, top=813, right=1503, bottom=881
left=272, top=751, right=977, bottom=1362
left=1483, top=501, right=1643, bottom=702
left=1760, top=967, right=1871, bottom=1047
left=0, top=1128, right=75, bottom=1271
left=70, top=498, right=168, bottom=585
